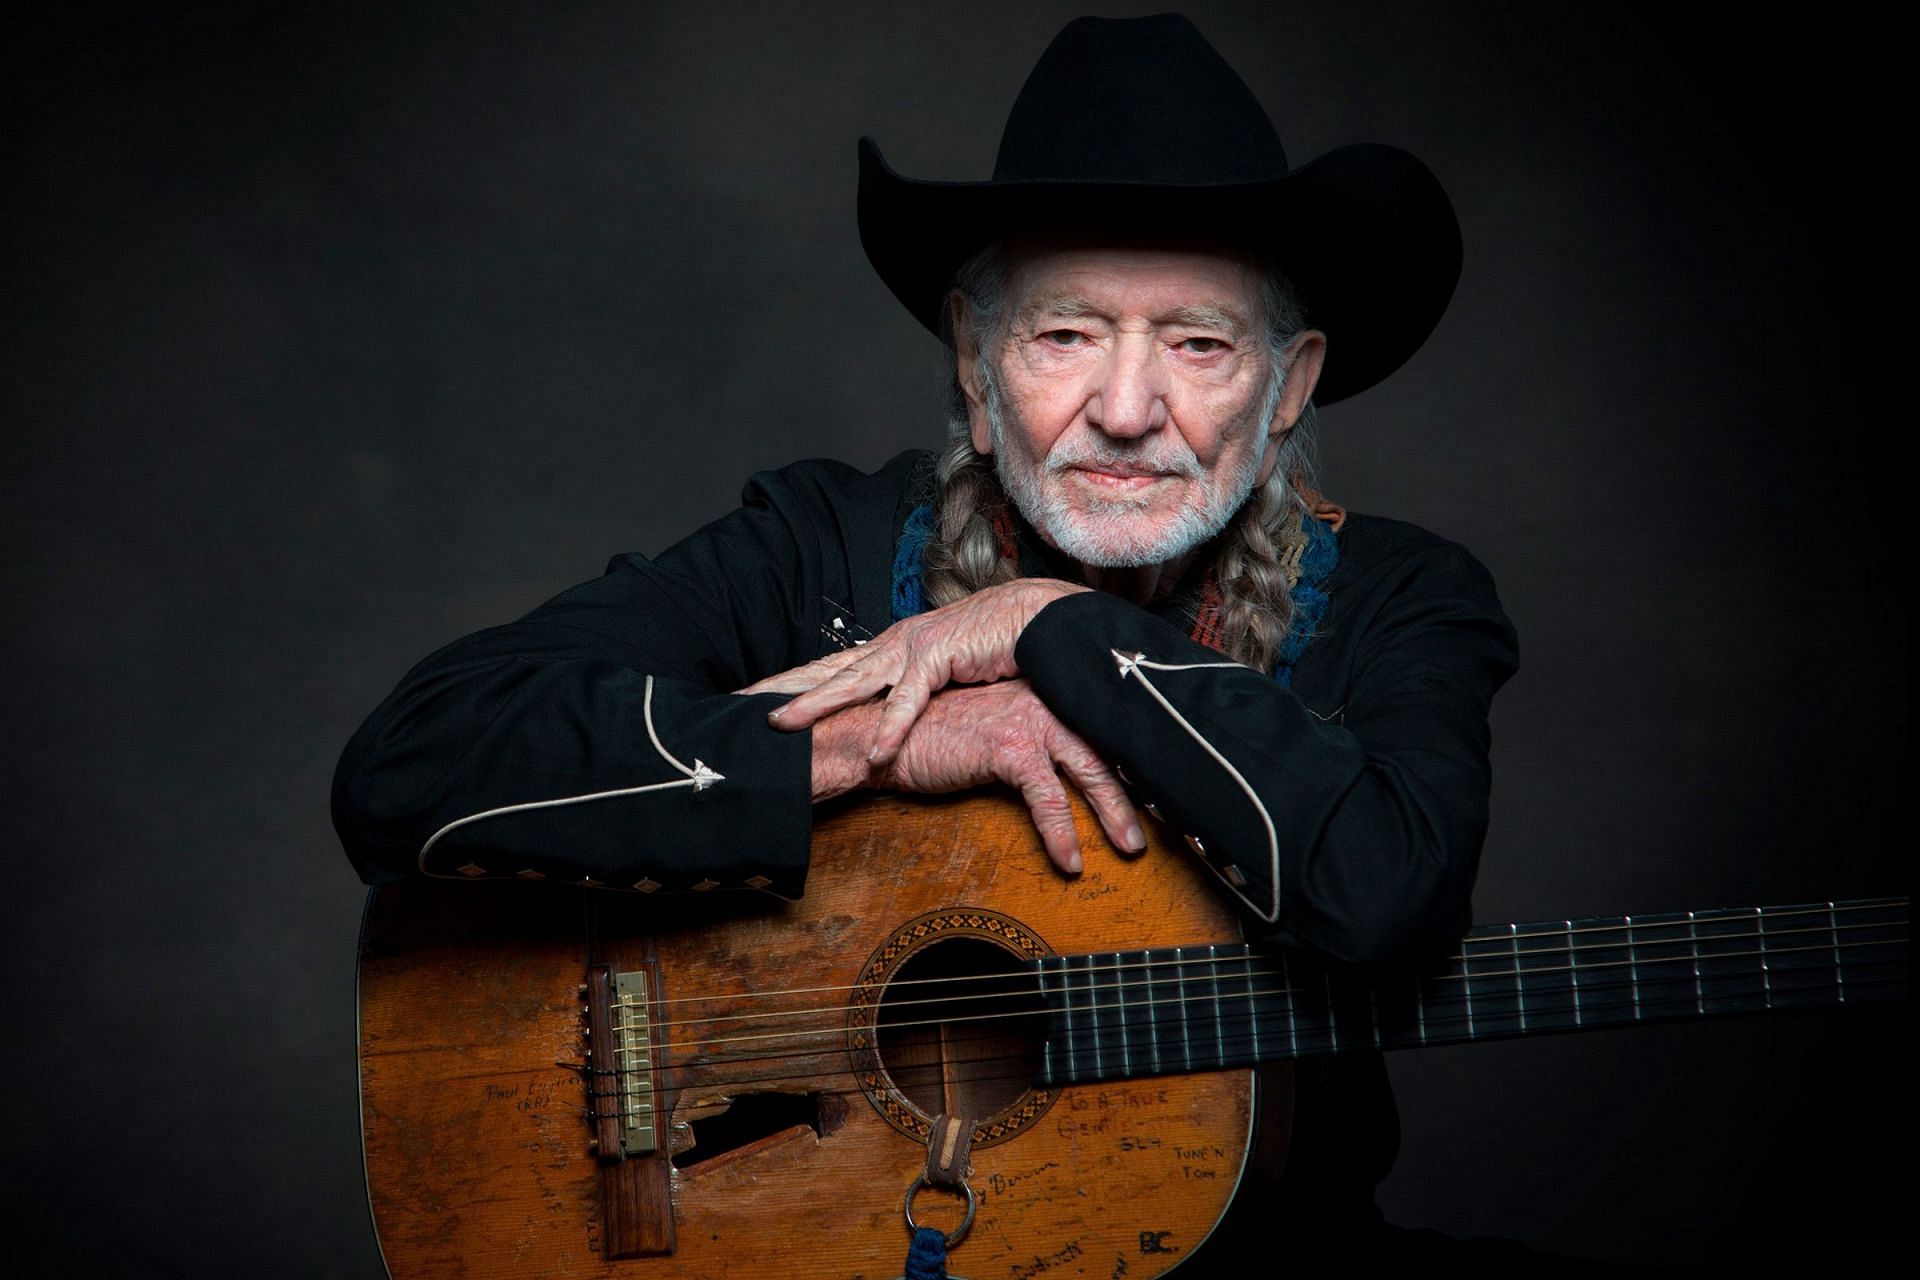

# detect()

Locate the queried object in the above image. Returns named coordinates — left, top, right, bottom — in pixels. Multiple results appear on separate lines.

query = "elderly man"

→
left=336, top=13, right=1518, bottom=1270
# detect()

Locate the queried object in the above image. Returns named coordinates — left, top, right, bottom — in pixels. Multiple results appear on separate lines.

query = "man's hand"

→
left=769, top=578, right=1089, bottom=764
left=734, top=644, right=869, bottom=697
left=812, top=678, right=1143, bottom=875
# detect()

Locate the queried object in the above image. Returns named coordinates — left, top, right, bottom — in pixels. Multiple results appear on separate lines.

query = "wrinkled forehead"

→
left=1001, top=233, right=1269, bottom=331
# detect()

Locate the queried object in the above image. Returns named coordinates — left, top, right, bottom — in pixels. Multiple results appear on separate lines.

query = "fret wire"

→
left=1324, top=967, right=1339, bottom=1053
left=1283, top=951, right=1301, bottom=1057
left=1177, top=945, right=1193, bottom=1072
left=1462, top=941, right=1476, bottom=1038
left=1038, top=960, right=1056, bottom=1082
left=1067, top=955, right=1082, bottom=1074
left=1090, top=952, right=1106, bottom=1075
left=1145, top=948, right=1164, bottom=1075
left=1758, top=908, right=1772, bottom=1011
left=1510, top=923, right=1528, bottom=1034
left=1208, top=943, right=1225, bottom=1067
left=1112, top=950, right=1132, bottom=1077
left=1245, top=948, right=1264, bottom=1062
left=1689, top=911, right=1703, bottom=1015
left=1451, top=948, right=1466, bottom=1043
left=1626, top=914, right=1641, bottom=1022
left=1830, top=902, right=1844, bottom=1001
left=1568, top=920, right=1583, bottom=1028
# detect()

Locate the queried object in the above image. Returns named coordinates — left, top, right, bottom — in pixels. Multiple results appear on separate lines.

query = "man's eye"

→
left=1179, top=337, right=1226, bottom=354
left=1040, top=329, right=1087, bottom=347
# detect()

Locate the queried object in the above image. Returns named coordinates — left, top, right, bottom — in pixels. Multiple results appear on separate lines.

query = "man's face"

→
left=963, top=241, right=1292, bottom=570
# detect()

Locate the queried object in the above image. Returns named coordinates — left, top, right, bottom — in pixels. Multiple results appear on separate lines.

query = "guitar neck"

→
left=1031, top=897, right=1909, bottom=1085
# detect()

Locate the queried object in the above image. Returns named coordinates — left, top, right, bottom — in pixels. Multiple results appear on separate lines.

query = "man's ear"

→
left=1256, top=330, right=1327, bottom=484
left=950, top=292, right=993, bottom=455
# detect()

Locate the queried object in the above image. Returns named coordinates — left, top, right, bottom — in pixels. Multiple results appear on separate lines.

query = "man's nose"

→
left=1086, top=335, right=1169, bottom=439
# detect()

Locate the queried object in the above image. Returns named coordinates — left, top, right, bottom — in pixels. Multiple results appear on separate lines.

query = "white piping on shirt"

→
left=417, top=675, right=726, bottom=875
left=1115, top=655, right=1244, bottom=674
left=1112, top=649, right=1281, bottom=923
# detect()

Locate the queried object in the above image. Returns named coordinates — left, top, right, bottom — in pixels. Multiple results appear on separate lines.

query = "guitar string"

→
left=616, top=931, right=1909, bottom=1084
left=634, top=914, right=1902, bottom=1036
left=614, top=932, right=1904, bottom=1082
left=582, top=943, right=1906, bottom=1103
left=581, top=970, right=1913, bottom=1129
left=637, top=946, right=1906, bottom=1070
left=626, top=915, right=1907, bottom=1041
left=564, top=907, right=1908, bottom=1121
left=614, top=901, right=1904, bottom=1013
left=635, top=969, right=1914, bottom=1110
left=606, top=901, right=1906, bottom=1024
left=573, top=958, right=1910, bottom=1122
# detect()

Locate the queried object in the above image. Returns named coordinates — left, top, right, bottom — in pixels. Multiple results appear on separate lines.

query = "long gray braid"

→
left=925, top=243, right=1324, bottom=673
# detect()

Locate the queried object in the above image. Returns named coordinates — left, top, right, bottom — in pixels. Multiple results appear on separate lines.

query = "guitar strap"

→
left=923, top=1112, right=975, bottom=1190
left=899, top=1112, right=979, bottom=1280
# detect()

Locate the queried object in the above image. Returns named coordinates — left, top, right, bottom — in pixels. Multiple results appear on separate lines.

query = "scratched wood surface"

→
left=359, top=791, right=1261, bottom=1279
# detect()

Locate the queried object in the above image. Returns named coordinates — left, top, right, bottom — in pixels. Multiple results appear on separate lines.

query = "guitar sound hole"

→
left=876, top=937, right=1048, bottom=1121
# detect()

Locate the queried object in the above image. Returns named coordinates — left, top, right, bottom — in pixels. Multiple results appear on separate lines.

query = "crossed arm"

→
left=741, top=579, right=1144, bottom=875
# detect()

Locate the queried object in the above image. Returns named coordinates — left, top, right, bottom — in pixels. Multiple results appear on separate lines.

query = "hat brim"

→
left=857, top=136, right=1462, bottom=407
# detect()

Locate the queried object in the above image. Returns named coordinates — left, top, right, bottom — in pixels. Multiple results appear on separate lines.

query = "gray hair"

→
left=925, top=240, right=1325, bottom=672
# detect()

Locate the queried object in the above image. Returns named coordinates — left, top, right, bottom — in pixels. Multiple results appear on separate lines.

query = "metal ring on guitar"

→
left=902, top=1172, right=978, bottom=1247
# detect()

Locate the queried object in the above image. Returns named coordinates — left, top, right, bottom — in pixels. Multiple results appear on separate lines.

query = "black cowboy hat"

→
left=857, top=13, right=1462, bottom=407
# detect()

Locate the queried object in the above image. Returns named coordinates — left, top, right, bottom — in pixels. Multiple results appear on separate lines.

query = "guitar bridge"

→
left=612, top=970, right=659, bottom=1154
left=585, top=964, right=660, bottom=1157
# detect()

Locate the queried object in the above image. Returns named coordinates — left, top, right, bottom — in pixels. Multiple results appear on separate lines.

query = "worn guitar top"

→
left=334, top=447, right=1518, bottom=967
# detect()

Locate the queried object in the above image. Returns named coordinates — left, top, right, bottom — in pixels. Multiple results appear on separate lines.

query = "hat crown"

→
left=992, top=14, right=1290, bottom=185
left=856, top=14, right=1463, bottom=405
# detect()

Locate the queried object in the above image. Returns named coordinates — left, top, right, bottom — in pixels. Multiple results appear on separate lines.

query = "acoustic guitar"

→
left=357, top=792, right=1907, bottom=1279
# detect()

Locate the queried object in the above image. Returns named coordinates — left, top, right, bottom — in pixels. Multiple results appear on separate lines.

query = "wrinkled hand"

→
left=734, top=644, right=870, bottom=698
left=768, top=578, right=1089, bottom=764
left=861, top=678, right=1144, bottom=875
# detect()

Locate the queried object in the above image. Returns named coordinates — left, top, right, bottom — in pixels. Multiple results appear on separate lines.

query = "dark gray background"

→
left=3, top=2, right=1905, bottom=1274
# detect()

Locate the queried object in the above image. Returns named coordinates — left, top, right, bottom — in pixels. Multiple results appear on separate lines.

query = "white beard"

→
left=985, top=385, right=1265, bottom=569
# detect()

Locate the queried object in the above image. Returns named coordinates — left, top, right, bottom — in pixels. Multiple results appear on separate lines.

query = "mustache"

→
left=1042, top=435, right=1202, bottom=479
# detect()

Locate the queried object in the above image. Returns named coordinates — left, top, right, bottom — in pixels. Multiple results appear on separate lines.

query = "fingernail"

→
left=867, top=745, right=880, bottom=762
left=767, top=706, right=785, bottom=721
left=1126, top=823, right=1146, bottom=850
left=1067, top=851, right=1083, bottom=874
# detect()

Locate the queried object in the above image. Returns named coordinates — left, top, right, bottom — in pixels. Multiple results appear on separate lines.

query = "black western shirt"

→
left=335, top=448, right=1518, bottom=974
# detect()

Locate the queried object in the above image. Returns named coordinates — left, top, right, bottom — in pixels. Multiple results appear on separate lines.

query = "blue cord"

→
left=904, top=1225, right=948, bottom=1279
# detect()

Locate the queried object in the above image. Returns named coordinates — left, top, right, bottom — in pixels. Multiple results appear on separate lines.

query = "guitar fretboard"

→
left=1031, top=898, right=1907, bottom=1086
